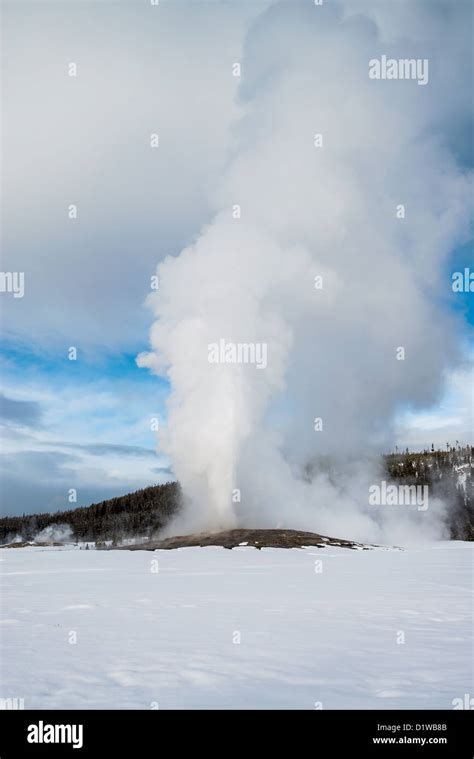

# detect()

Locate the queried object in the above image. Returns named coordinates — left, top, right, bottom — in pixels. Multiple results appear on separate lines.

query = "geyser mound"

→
left=113, top=528, right=376, bottom=551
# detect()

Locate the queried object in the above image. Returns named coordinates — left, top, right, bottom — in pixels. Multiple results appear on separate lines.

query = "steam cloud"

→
left=34, top=524, right=73, bottom=543
left=138, top=1, right=473, bottom=543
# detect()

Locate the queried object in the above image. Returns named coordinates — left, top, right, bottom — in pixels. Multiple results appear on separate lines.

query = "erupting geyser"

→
left=138, top=2, right=473, bottom=544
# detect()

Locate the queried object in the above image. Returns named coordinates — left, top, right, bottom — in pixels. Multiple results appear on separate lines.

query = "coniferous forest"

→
left=0, top=482, right=179, bottom=544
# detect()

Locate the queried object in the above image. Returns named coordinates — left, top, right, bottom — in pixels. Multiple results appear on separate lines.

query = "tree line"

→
left=0, top=482, right=179, bottom=544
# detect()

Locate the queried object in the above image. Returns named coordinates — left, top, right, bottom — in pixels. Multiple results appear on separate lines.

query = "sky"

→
left=0, top=0, right=473, bottom=517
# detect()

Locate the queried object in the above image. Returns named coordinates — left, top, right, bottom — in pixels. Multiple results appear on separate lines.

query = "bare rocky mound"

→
left=2, top=540, right=65, bottom=549
left=112, top=528, right=375, bottom=551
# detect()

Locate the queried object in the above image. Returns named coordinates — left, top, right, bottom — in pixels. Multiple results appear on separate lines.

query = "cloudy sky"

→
left=1, top=0, right=472, bottom=516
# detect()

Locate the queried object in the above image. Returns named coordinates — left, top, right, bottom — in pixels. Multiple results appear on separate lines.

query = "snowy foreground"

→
left=1, top=542, right=472, bottom=709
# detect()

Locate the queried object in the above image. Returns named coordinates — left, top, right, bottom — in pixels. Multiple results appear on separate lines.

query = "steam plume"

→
left=138, top=1, right=472, bottom=543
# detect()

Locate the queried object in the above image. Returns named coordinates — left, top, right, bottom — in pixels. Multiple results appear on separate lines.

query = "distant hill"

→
left=0, top=482, right=179, bottom=544
left=386, top=446, right=473, bottom=540
left=0, top=448, right=471, bottom=544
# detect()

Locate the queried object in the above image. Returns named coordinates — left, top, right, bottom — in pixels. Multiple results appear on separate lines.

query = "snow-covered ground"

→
left=0, top=542, right=472, bottom=709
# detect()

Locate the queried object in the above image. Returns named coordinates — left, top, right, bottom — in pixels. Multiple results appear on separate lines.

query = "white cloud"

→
left=396, top=357, right=474, bottom=449
left=2, top=0, right=266, bottom=349
left=0, top=375, right=172, bottom=514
